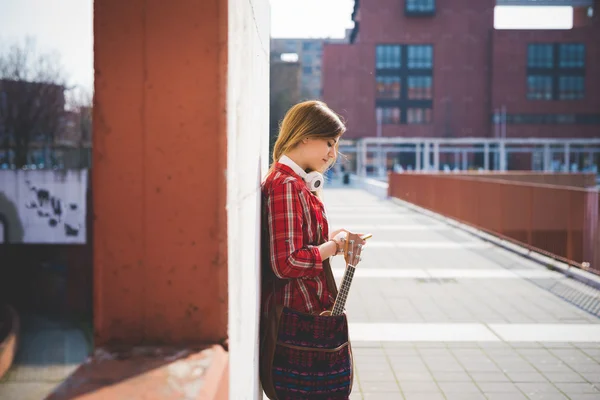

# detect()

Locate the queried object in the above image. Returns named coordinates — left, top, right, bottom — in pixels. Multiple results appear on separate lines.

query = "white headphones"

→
left=279, top=155, right=325, bottom=192
left=303, top=171, right=324, bottom=191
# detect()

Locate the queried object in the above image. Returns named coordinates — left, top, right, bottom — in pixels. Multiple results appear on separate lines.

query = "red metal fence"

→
left=388, top=173, right=600, bottom=275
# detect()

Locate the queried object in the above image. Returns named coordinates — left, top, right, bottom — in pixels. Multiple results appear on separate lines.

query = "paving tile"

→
left=554, top=382, right=600, bottom=394
left=516, top=382, right=563, bottom=396
left=484, top=393, right=528, bottom=400
left=542, top=371, right=587, bottom=383
left=444, top=393, right=487, bottom=400
left=568, top=395, right=600, bottom=400
left=505, top=371, right=549, bottom=383
left=362, top=393, right=403, bottom=400
left=431, top=371, right=473, bottom=382
left=437, top=381, right=482, bottom=393
left=403, top=393, right=444, bottom=400
left=469, top=372, right=511, bottom=382
left=399, top=381, right=440, bottom=393
left=394, top=372, right=435, bottom=383
left=360, top=381, right=401, bottom=393
left=358, top=369, right=397, bottom=382
left=477, top=382, right=522, bottom=393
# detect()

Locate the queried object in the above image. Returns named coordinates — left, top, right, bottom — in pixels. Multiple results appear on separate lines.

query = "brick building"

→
left=322, top=0, right=600, bottom=141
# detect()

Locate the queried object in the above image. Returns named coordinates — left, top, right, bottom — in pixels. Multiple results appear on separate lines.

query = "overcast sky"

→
left=0, top=0, right=573, bottom=93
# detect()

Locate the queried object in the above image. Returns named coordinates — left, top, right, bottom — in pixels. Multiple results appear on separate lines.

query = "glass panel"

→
left=407, top=107, right=432, bottom=124
left=559, top=76, right=584, bottom=100
left=528, top=44, right=554, bottom=68
left=408, top=76, right=433, bottom=99
left=408, top=45, right=433, bottom=69
left=406, top=0, right=435, bottom=12
left=377, top=107, right=401, bottom=124
left=376, top=45, right=401, bottom=69
left=527, top=75, right=553, bottom=100
left=376, top=77, right=401, bottom=99
left=559, top=44, right=585, bottom=68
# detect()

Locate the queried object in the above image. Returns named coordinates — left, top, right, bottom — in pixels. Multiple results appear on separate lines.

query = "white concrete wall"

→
left=227, top=0, right=270, bottom=398
left=0, top=170, right=88, bottom=243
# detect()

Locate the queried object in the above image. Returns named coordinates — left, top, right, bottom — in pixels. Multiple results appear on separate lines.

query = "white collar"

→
left=279, top=155, right=307, bottom=179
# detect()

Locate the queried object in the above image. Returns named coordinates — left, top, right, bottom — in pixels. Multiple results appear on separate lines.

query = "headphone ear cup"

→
left=305, top=171, right=324, bottom=191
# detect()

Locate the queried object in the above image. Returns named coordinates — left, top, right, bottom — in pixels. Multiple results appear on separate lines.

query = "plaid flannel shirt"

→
left=261, top=163, right=334, bottom=317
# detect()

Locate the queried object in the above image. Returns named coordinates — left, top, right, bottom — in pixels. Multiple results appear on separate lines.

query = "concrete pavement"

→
left=321, top=187, right=600, bottom=400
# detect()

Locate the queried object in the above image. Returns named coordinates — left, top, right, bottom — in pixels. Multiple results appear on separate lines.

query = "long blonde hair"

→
left=269, top=100, right=346, bottom=176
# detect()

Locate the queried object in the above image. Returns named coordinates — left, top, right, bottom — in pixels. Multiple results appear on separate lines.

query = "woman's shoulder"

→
left=263, top=170, right=304, bottom=194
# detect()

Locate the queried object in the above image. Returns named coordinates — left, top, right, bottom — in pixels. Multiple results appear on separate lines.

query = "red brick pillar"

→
left=93, top=0, right=228, bottom=346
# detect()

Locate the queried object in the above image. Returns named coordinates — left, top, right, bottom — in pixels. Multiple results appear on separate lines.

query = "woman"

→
left=261, top=100, right=365, bottom=399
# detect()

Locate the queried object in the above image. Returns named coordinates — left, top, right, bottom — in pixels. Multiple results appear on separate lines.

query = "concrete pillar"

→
left=484, top=142, right=490, bottom=170
left=378, top=144, right=386, bottom=177
left=433, top=142, right=440, bottom=172
left=359, top=141, right=367, bottom=177
left=415, top=142, right=421, bottom=172
left=422, top=141, right=429, bottom=171
left=462, top=150, right=468, bottom=171
left=544, top=144, right=552, bottom=172
left=564, top=143, right=570, bottom=172
left=499, top=141, right=507, bottom=171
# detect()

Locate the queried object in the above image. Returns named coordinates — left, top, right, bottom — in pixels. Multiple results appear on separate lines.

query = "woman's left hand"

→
left=329, top=228, right=348, bottom=241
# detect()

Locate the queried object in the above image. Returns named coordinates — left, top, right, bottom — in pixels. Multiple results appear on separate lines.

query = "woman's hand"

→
left=330, top=229, right=367, bottom=255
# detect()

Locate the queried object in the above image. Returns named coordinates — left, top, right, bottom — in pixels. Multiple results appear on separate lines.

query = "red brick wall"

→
left=491, top=28, right=600, bottom=138
left=323, top=0, right=600, bottom=140
left=323, top=0, right=496, bottom=139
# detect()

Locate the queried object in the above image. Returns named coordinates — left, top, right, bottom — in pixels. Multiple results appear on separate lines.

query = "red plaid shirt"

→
left=261, top=163, right=335, bottom=318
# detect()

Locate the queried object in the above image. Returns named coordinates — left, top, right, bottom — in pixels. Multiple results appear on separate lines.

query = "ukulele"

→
left=321, top=233, right=372, bottom=316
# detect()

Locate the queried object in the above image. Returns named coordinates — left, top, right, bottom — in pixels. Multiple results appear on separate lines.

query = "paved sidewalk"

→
left=320, top=187, right=600, bottom=400
left=0, top=314, right=89, bottom=399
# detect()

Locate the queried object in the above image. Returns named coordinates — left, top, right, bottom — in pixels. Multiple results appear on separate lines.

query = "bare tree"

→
left=0, top=38, right=67, bottom=168
left=65, top=87, right=93, bottom=168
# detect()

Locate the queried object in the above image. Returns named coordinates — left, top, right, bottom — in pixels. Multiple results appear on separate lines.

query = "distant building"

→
left=322, top=0, right=600, bottom=140
left=270, top=59, right=301, bottom=154
left=271, top=34, right=350, bottom=100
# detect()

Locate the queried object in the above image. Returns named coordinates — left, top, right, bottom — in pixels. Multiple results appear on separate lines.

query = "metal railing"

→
left=389, top=173, right=600, bottom=274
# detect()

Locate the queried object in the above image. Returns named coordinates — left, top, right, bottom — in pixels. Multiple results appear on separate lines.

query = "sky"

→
left=0, top=0, right=574, bottom=94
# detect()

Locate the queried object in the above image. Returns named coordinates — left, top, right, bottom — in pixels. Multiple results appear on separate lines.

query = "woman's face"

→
left=301, top=136, right=339, bottom=172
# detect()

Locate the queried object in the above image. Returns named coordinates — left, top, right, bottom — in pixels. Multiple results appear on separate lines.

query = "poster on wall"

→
left=0, top=170, right=88, bottom=244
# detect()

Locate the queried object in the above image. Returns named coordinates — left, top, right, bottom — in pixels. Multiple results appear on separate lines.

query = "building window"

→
left=375, top=44, right=433, bottom=124
left=408, top=76, right=432, bottom=99
left=405, top=0, right=435, bottom=15
left=493, top=113, right=600, bottom=125
left=527, top=76, right=553, bottom=100
left=377, top=107, right=401, bottom=124
left=376, top=77, right=401, bottom=99
left=527, top=44, right=553, bottom=68
left=559, top=44, right=585, bottom=68
left=558, top=76, right=584, bottom=100
left=407, top=45, right=433, bottom=69
left=303, top=66, right=312, bottom=74
left=407, top=108, right=432, bottom=124
left=376, top=45, right=401, bottom=69
left=527, top=42, right=585, bottom=101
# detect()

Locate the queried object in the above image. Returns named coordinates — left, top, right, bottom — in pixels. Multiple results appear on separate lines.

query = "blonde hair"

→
left=270, top=100, right=346, bottom=176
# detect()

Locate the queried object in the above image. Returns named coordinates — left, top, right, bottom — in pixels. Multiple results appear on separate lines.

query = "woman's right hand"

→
left=331, top=229, right=367, bottom=255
